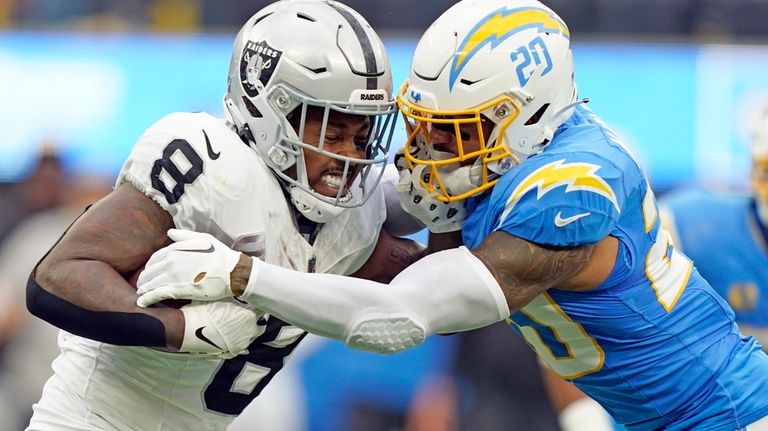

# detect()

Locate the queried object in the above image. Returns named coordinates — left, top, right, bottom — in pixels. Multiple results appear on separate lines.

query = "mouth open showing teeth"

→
left=321, top=174, right=344, bottom=189
left=314, top=171, right=354, bottom=200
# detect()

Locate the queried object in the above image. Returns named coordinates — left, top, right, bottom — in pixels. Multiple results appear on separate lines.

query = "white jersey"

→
left=29, top=112, right=386, bottom=431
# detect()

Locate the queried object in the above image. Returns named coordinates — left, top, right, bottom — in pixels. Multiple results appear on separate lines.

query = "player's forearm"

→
left=231, top=254, right=254, bottom=297
left=231, top=247, right=510, bottom=354
left=27, top=184, right=184, bottom=348
left=230, top=254, right=383, bottom=341
left=30, top=258, right=183, bottom=349
left=350, top=230, right=427, bottom=283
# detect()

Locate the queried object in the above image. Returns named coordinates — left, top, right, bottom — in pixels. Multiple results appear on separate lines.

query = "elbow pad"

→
left=246, top=246, right=509, bottom=355
left=344, top=314, right=428, bottom=354
left=344, top=246, right=509, bottom=353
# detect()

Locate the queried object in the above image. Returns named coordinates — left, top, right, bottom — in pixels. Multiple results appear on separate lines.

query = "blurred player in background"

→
left=0, top=174, right=111, bottom=430
left=661, top=100, right=768, bottom=351
left=137, top=1, right=768, bottom=430
left=25, top=1, right=424, bottom=430
left=0, top=145, right=67, bottom=244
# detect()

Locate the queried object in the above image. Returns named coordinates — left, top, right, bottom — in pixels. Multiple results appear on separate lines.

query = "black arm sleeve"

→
left=26, top=271, right=167, bottom=347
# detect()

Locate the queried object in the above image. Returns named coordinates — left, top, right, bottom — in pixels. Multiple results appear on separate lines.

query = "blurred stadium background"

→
left=2, top=1, right=768, bottom=430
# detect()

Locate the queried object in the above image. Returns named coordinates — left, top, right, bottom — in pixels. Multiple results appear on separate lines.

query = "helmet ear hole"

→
left=525, top=103, right=550, bottom=126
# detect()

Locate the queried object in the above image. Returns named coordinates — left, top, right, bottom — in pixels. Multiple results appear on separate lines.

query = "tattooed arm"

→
left=470, top=231, right=617, bottom=312
left=28, top=184, right=184, bottom=349
left=350, top=229, right=427, bottom=283
left=137, top=229, right=616, bottom=353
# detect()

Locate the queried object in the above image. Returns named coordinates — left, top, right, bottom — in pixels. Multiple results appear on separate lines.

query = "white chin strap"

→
left=423, top=148, right=483, bottom=197
left=433, top=164, right=483, bottom=197
left=289, top=186, right=348, bottom=223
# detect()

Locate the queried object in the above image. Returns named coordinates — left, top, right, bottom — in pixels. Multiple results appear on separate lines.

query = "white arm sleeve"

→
left=241, top=246, right=510, bottom=354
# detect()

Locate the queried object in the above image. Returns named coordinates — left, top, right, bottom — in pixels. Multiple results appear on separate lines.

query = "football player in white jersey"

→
left=25, top=1, right=424, bottom=430
left=137, top=1, right=768, bottom=430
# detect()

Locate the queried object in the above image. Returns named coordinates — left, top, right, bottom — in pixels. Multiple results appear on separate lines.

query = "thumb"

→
left=136, top=286, right=177, bottom=308
left=167, top=228, right=206, bottom=243
left=396, top=168, right=413, bottom=193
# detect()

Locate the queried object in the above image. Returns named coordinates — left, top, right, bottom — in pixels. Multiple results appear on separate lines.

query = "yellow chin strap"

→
left=396, top=82, right=519, bottom=202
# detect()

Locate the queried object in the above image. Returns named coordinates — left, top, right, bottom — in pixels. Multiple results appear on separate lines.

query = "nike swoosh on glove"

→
left=136, top=229, right=241, bottom=307
left=179, top=298, right=265, bottom=358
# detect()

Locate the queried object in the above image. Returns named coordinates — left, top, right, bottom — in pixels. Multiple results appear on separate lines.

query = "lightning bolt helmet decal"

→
left=449, top=6, right=570, bottom=91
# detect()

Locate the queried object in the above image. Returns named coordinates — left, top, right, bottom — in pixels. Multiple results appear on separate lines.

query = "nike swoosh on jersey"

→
left=195, top=326, right=222, bottom=350
left=554, top=211, right=591, bottom=227
left=203, top=130, right=220, bottom=160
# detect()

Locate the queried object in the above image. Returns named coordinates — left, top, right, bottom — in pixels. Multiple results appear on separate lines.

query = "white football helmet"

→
left=224, top=0, right=397, bottom=222
left=750, top=100, right=768, bottom=224
left=397, top=0, right=578, bottom=202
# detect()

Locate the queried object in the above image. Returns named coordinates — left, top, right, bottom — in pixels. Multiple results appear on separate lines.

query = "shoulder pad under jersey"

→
left=490, top=151, right=627, bottom=247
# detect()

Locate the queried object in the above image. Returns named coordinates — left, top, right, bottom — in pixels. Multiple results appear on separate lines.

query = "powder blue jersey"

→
left=662, top=189, right=768, bottom=343
left=462, top=106, right=768, bottom=431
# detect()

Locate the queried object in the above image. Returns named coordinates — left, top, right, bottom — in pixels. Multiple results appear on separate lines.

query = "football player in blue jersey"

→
left=136, top=0, right=768, bottom=430
left=661, top=101, right=768, bottom=353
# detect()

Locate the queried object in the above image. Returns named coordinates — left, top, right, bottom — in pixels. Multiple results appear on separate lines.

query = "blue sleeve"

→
left=489, top=153, right=626, bottom=247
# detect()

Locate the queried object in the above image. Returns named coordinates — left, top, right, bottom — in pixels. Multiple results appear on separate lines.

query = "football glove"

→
left=394, top=147, right=467, bottom=234
left=179, top=298, right=264, bottom=357
left=136, top=229, right=241, bottom=307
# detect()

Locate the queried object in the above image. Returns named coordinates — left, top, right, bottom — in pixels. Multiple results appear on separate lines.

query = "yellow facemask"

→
left=396, top=82, right=521, bottom=203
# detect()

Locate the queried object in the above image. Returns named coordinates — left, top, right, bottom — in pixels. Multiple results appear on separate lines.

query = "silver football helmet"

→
left=224, top=0, right=396, bottom=222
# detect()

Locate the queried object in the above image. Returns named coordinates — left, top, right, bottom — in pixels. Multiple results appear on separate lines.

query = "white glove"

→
left=394, top=148, right=467, bottom=234
left=179, top=298, right=264, bottom=358
left=136, top=229, right=241, bottom=308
